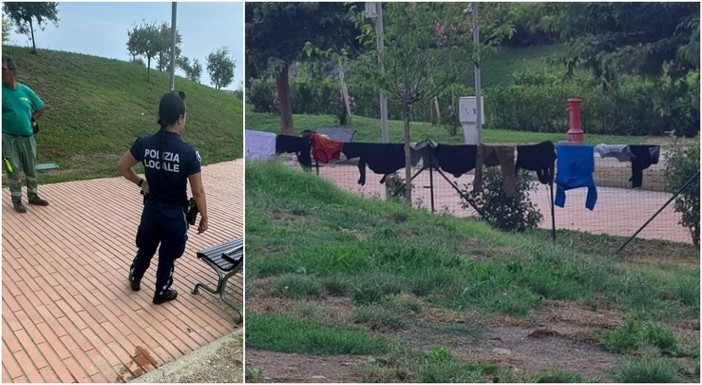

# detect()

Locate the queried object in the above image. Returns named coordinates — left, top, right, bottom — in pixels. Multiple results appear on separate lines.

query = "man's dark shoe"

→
left=28, top=196, right=49, bottom=206
left=13, top=201, right=27, bottom=213
left=128, top=273, right=141, bottom=291
left=153, top=289, right=177, bottom=304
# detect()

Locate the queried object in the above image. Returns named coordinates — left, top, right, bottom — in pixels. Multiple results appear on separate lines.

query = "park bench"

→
left=192, top=237, right=243, bottom=324
left=312, top=127, right=357, bottom=174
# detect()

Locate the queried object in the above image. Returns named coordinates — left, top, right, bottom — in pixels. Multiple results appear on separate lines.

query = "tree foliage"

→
left=353, top=3, right=485, bottom=203
left=2, top=16, right=11, bottom=44
left=126, top=20, right=181, bottom=82
left=127, top=21, right=160, bottom=81
left=665, top=136, right=700, bottom=247
left=245, top=2, right=360, bottom=134
left=560, top=2, right=700, bottom=87
left=206, top=47, right=235, bottom=90
left=155, top=22, right=182, bottom=72
left=177, top=56, right=202, bottom=84
left=3, top=2, right=59, bottom=53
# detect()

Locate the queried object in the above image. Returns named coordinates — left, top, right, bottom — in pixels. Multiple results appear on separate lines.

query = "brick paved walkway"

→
left=2, top=160, right=244, bottom=383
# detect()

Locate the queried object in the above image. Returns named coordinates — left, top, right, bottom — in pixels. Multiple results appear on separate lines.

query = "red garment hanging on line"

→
left=310, top=132, right=344, bottom=163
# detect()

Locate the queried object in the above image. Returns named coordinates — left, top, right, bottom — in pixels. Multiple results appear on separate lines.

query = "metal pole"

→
left=169, top=2, right=177, bottom=91
left=429, top=165, right=435, bottom=213
left=376, top=2, right=389, bottom=144
left=472, top=3, right=482, bottom=144
left=617, top=170, right=700, bottom=253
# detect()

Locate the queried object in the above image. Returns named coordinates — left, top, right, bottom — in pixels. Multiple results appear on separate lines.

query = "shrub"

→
left=665, top=135, right=700, bottom=247
left=248, top=77, right=276, bottom=113
left=461, top=168, right=543, bottom=232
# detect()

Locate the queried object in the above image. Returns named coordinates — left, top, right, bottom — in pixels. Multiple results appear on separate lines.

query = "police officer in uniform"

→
left=117, top=91, right=209, bottom=304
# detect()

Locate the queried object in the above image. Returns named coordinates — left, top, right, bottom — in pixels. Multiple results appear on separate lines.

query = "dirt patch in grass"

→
left=246, top=350, right=365, bottom=383
left=247, top=294, right=700, bottom=382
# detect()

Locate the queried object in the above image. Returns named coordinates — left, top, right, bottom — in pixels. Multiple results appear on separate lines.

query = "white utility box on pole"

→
left=459, top=96, right=484, bottom=145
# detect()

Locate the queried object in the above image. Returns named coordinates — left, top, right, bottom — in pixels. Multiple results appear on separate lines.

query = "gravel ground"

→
left=130, top=329, right=243, bottom=383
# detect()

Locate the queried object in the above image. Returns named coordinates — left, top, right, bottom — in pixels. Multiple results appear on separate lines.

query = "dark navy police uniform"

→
left=129, top=130, right=201, bottom=296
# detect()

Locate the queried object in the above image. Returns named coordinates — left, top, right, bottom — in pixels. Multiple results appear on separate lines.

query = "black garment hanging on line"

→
left=342, top=143, right=405, bottom=185
left=434, top=144, right=478, bottom=178
left=628, top=145, right=660, bottom=188
left=515, top=141, right=556, bottom=184
left=276, top=135, right=312, bottom=169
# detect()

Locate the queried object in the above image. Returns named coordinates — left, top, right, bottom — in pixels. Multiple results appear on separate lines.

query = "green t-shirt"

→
left=2, top=82, right=44, bottom=136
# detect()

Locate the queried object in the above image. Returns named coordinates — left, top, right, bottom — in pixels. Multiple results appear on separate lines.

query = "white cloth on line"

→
left=594, top=144, right=632, bottom=162
left=245, top=129, right=277, bottom=160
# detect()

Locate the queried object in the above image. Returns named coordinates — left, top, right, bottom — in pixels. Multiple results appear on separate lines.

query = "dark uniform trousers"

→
left=130, top=200, right=188, bottom=295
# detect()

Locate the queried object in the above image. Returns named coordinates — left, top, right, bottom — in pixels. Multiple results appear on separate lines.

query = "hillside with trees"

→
left=0, top=46, right=243, bottom=184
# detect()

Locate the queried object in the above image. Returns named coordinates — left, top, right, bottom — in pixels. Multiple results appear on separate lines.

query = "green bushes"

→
left=665, top=136, right=700, bottom=247
left=247, top=76, right=348, bottom=123
left=248, top=64, right=699, bottom=137
left=461, top=169, right=543, bottom=232
left=484, top=70, right=700, bottom=137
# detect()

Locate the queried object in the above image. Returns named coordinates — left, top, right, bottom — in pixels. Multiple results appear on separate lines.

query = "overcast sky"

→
left=5, top=1, right=244, bottom=91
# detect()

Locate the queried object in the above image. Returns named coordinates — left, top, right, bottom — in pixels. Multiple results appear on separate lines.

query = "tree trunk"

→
left=402, top=102, right=412, bottom=205
left=147, top=57, right=151, bottom=82
left=29, top=19, right=36, bottom=53
left=276, top=64, right=294, bottom=135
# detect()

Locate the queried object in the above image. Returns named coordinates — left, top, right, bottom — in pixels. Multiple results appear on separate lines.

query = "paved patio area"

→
left=2, top=160, right=244, bottom=383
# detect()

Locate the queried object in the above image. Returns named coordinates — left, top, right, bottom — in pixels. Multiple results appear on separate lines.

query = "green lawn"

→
left=245, top=160, right=699, bottom=382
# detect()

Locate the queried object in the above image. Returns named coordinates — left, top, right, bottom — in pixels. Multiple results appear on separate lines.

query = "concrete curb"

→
left=130, top=329, right=244, bottom=383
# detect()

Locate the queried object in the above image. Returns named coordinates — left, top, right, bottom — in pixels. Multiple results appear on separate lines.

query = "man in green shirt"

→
left=2, top=55, right=49, bottom=213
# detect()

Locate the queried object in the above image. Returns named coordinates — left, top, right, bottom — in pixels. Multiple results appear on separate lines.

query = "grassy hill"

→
left=465, top=43, right=568, bottom=88
left=2, top=46, right=243, bottom=184
left=245, top=161, right=699, bottom=382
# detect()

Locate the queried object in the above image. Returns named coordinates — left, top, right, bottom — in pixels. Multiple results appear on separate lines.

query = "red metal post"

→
left=566, top=98, right=583, bottom=143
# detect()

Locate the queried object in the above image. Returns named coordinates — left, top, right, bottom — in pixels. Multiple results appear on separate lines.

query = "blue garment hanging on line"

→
left=555, top=144, right=597, bottom=210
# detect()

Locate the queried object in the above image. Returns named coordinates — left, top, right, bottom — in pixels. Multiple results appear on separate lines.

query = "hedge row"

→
left=247, top=71, right=699, bottom=137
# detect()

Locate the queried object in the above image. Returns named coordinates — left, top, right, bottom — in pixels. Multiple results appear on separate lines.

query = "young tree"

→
left=245, top=3, right=360, bottom=134
left=126, top=21, right=161, bottom=81
left=177, top=56, right=202, bottom=84
left=356, top=3, right=475, bottom=203
left=3, top=2, right=59, bottom=53
left=190, top=59, right=203, bottom=84
left=207, top=47, right=235, bottom=90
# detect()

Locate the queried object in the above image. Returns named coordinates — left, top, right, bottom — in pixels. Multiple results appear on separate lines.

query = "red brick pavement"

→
left=2, top=160, right=243, bottom=383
